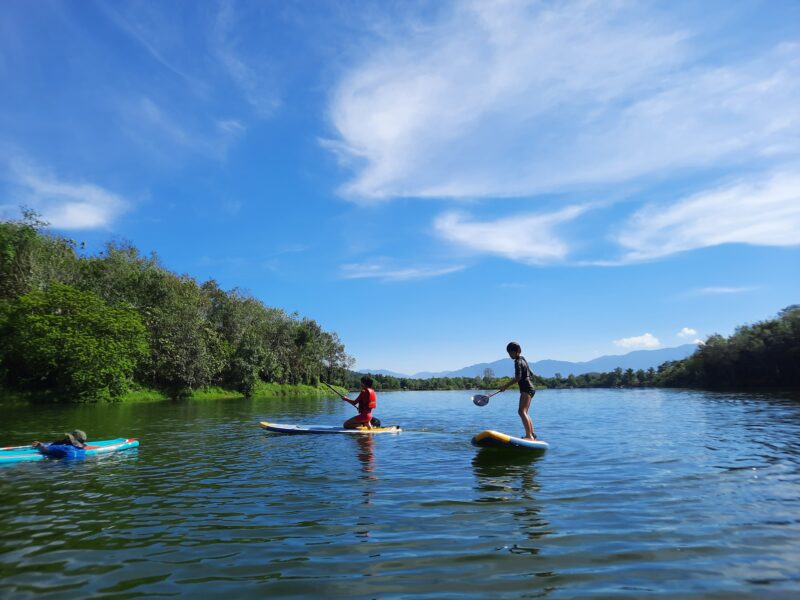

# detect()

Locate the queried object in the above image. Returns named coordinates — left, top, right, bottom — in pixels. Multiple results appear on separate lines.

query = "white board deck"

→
left=259, top=421, right=401, bottom=435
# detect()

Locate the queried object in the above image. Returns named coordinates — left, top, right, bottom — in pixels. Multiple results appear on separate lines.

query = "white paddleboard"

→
left=260, top=421, right=401, bottom=435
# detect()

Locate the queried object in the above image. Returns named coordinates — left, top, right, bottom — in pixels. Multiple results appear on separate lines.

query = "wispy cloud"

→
left=694, top=286, right=756, bottom=295
left=327, top=2, right=800, bottom=201
left=98, top=1, right=275, bottom=161
left=100, top=0, right=280, bottom=116
left=119, top=96, right=246, bottom=161
left=2, top=161, right=128, bottom=230
left=614, top=333, right=661, bottom=350
left=211, top=0, right=281, bottom=117
left=96, top=0, right=202, bottom=87
left=616, top=171, right=800, bottom=262
left=434, top=204, right=589, bottom=264
left=339, top=261, right=465, bottom=282
left=677, top=327, right=698, bottom=338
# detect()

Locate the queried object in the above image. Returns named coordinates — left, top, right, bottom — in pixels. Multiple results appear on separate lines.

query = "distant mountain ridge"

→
left=361, top=344, right=698, bottom=379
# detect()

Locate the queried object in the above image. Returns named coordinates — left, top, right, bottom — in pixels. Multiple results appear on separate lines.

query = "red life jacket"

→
left=357, top=388, right=377, bottom=413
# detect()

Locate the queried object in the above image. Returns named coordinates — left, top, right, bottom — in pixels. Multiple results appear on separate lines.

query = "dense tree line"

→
left=655, top=305, right=799, bottom=389
left=351, top=306, right=799, bottom=392
left=0, top=212, right=353, bottom=400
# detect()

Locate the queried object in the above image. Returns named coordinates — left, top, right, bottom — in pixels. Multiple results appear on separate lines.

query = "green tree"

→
left=0, top=284, right=148, bottom=401
left=0, top=210, right=79, bottom=300
left=141, top=275, right=228, bottom=397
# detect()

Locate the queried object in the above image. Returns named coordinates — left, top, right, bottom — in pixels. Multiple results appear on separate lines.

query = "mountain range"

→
left=361, top=344, right=699, bottom=379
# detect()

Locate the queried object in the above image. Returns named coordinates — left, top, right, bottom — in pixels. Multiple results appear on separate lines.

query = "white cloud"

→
left=617, top=171, right=800, bottom=261
left=3, top=162, right=128, bottom=230
left=614, top=333, right=661, bottom=350
left=695, top=286, right=756, bottom=295
left=434, top=204, right=589, bottom=264
left=327, top=2, right=800, bottom=200
left=340, top=261, right=465, bottom=282
left=677, top=327, right=697, bottom=338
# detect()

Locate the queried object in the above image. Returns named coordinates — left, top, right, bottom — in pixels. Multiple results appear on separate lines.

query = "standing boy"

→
left=498, top=342, right=537, bottom=440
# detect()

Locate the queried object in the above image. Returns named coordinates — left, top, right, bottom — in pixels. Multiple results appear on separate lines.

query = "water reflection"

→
left=351, top=435, right=377, bottom=539
left=472, top=449, right=549, bottom=555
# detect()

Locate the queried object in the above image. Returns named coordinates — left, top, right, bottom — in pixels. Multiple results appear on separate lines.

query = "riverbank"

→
left=0, top=382, right=349, bottom=405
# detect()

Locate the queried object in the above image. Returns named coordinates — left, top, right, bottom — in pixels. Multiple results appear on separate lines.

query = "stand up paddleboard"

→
left=471, top=430, right=548, bottom=451
left=260, top=421, right=401, bottom=435
left=0, top=438, right=140, bottom=465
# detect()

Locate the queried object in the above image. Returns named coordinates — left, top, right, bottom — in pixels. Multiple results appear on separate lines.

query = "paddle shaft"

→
left=322, top=381, right=358, bottom=412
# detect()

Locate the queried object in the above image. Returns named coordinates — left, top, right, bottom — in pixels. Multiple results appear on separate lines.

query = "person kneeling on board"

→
left=342, top=376, right=377, bottom=430
left=32, top=429, right=88, bottom=458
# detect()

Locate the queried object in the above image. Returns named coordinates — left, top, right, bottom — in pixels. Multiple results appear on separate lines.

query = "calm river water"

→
left=2, top=389, right=800, bottom=598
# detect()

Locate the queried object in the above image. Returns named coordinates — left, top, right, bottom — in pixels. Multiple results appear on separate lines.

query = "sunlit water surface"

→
left=2, top=389, right=800, bottom=598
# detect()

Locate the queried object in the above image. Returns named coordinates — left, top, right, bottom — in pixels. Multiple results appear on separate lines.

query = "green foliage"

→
left=0, top=284, right=148, bottom=401
left=656, top=306, right=800, bottom=389
left=0, top=220, right=353, bottom=401
left=0, top=210, right=80, bottom=300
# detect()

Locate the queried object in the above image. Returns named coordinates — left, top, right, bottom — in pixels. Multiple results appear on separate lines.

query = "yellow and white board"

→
left=471, top=430, right=548, bottom=451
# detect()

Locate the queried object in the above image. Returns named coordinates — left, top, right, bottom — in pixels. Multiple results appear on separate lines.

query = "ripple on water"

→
left=1, top=389, right=800, bottom=598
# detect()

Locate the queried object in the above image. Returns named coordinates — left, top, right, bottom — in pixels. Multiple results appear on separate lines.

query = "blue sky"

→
left=1, top=0, right=798, bottom=374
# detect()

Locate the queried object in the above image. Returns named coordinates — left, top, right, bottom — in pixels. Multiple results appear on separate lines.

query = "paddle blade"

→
left=472, top=394, right=490, bottom=407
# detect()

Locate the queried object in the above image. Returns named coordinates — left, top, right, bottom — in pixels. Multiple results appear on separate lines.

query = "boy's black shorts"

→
left=518, top=380, right=536, bottom=396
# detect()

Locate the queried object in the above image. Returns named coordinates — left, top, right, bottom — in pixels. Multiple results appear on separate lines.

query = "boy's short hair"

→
left=506, top=342, right=522, bottom=354
left=361, top=375, right=374, bottom=388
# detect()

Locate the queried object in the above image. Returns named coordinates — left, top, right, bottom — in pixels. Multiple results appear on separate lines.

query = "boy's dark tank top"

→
left=515, top=356, right=535, bottom=394
left=515, top=356, right=532, bottom=382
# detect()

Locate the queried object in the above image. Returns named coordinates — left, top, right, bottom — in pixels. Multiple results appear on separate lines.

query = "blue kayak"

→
left=471, top=430, right=549, bottom=451
left=0, top=438, right=139, bottom=465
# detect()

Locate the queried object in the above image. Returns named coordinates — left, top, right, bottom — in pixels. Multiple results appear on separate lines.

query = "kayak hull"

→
left=260, top=421, right=401, bottom=435
left=471, top=430, right=549, bottom=451
left=0, top=438, right=139, bottom=465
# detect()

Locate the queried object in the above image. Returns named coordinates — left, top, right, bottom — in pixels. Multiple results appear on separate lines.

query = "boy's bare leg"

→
left=518, top=393, right=535, bottom=440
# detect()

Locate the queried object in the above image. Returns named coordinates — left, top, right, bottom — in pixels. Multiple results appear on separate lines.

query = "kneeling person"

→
left=343, top=376, right=377, bottom=430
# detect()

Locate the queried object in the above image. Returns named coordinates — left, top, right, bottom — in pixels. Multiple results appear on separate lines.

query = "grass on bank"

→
left=1, top=382, right=352, bottom=404
left=122, top=382, right=348, bottom=403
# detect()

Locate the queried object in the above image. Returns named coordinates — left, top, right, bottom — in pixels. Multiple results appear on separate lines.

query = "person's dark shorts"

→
left=518, top=379, right=536, bottom=396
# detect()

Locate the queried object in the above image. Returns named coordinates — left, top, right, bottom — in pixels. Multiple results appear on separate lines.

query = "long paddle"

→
left=322, top=381, right=353, bottom=406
